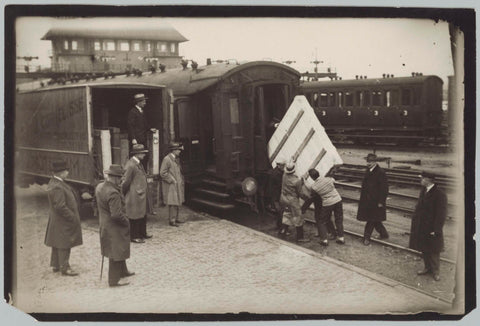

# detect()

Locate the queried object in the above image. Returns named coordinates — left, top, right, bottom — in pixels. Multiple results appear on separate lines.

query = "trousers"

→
left=50, top=247, right=71, bottom=272
left=318, top=201, right=344, bottom=241
left=364, top=221, right=389, bottom=240
left=108, top=259, right=129, bottom=286
left=129, top=216, right=147, bottom=239
left=422, top=251, right=440, bottom=274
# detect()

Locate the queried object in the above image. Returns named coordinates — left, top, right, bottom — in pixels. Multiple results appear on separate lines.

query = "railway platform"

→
left=12, top=185, right=451, bottom=316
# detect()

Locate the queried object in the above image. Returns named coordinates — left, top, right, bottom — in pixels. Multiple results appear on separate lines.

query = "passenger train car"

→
left=297, top=74, right=445, bottom=144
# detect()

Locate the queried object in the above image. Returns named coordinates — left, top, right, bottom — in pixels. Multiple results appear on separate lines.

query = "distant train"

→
left=297, top=74, right=446, bottom=144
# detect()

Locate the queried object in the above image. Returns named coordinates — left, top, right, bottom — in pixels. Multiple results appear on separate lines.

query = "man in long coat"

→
left=356, top=156, right=389, bottom=245
left=127, top=93, right=149, bottom=147
left=122, top=144, right=152, bottom=243
left=160, top=142, right=185, bottom=227
left=409, top=171, right=447, bottom=281
left=44, top=161, right=83, bottom=276
left=96, top=164, right=133, bottom=287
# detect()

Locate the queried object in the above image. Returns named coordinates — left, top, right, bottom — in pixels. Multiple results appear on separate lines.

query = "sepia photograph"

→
left=3, top=3, right=476, bottom=323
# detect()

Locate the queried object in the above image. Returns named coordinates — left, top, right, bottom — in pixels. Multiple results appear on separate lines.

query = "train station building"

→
left=41, top=20, right=188, bottom=74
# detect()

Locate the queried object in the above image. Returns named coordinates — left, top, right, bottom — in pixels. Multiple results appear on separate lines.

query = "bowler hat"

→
left=104, top=164, right=124, bottom=177
left=134, top=93, right=148, bottom=103
left=365, top=153, right=377, bottom=162
left=285, top=162, right=296, bottom=174
left=420, top=171, right=436, bottom=180
left=168, top=142, right=184, bottom=151
left=130, top=144, right=149, bottom=155
left=52, top=160, right=68, bottom=172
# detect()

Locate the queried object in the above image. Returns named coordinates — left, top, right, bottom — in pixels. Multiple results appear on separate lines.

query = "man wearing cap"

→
left=266, top=158, right=286, bottom=230
left=279, top=161, right=309, bottom=242
left=356, top=155, right=389, bottom=246
left=409, top=171, right=447, bottom=281
left=96, top=164, right=133, bottom=287
left=160, top=142, right=185, bottom=226
left=44, top=161, right=83, bottom=276
left=122, top=144, right=153, bottom=243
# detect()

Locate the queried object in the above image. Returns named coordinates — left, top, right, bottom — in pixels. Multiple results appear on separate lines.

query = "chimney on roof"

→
left=207, top=58, right=212, bottom=65
left=159, top=64, right=166, bottom=73
left=191, top=61, right=198, bottom=71
left=181, top=60, right=188, bottom=70
left=383, top=73, right=386, bottom=78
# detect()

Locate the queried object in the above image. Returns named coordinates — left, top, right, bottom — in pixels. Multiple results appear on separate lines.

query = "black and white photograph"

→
left=3, top=2, right=476, bottom=323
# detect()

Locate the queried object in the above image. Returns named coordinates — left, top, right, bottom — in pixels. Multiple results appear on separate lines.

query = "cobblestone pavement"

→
left=12, top=185, right=450, bottom=314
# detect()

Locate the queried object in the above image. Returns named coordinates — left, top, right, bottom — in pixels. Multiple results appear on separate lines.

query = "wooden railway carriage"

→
left=298, top=75, right=444, bottom=144
left=15, top=81, right=170, bottom=209
left=135, top=61, right=301, bottom=210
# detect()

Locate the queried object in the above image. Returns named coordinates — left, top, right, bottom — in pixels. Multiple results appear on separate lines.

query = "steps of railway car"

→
left=187, top=175, right=235, bottom=211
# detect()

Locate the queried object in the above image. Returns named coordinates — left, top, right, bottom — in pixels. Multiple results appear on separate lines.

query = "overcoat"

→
left=266, top=166, right=283, bottom=202
left=127, top=107, right=148, bottom=145
left=356, top=165, right=388, bottom=222
left=280, top=173, right=304, bottom=227
left=409, top=185, right=447, bottom=253
left=95, top=181, right=130, bottom=260
left=160, top=153, right=185, bottom=206
left=44, top=177, right=83, bottom=249
left=122, top=157, right=151, bottom=219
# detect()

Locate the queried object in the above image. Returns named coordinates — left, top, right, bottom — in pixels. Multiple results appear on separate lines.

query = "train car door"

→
left=253, top=86, right=270, bottom=172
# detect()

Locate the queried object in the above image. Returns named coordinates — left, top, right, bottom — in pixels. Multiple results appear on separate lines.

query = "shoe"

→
left=109, top=280, right=130, bottom=287
left=169, top=222, right=179, bottom=227
left=336, top=237, right=345, bottom=245
left=175, top=219, right=185, bottom=224
left=433, top=274, right=440, bottom=281
left=122, top=271, right=135, bottom=278
left=297, top=238, right=310, bottom=243
left=363, top=239, right=371, bottom=246
left=320, top=240, right=328, bottom=246
left=61, top=268, right=79, bottom=276
left=52, top=268, right=59, bottom=273
left=143, top=234, right=153, bottom=239
left=417, top=269, right=431, bottom=275
left=131, top=238, right=145, bottom=243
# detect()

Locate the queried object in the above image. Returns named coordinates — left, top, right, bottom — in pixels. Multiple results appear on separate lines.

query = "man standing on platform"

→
left=356, top=154, right=389, bottom=245
left=96, top=164, right=134, bottom=287
left=266, top=158, right=286, bottom=230
left=409, top=171, right=447, bottom=282
left=122, top=144, right=153, bottom=243
left=44, top=161, right=83, bottom=276
left=160, top=142, right=185, bottom=227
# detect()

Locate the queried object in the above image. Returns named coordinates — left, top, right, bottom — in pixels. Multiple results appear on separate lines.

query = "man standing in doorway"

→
left=122, top=144, right=153, bottom=243
left=96, top=164, right=133, bottom=287
left=44, top=161, right=83, bottom=276
left=356, top=154, right=389, bottom=246
left=160, top=142, right=185, bottom=227
left=409, top=171, right=447, bottom=281
left=127, top=93, right=149, bottom=147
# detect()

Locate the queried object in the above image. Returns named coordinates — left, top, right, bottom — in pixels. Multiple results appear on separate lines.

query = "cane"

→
left=100, top=255, right=104, bottom=280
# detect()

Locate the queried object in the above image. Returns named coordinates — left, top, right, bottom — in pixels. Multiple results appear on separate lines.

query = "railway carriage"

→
left=297, top=75, right=444, bottom=144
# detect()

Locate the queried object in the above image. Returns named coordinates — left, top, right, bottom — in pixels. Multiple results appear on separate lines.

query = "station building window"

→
left=145, top=41, right=151, bottom=52
left=132, top=41, right=141, bottom=51
left=94, top=41, right=101, bottom=51
left=372, top=91, right=382, bottom=106
left=71, top=40, right=78, bottom=51
left=170, top=43, right=176, bottom=53
left=64, top=40, right=69, bottom=50
left=119, top=41, right=130, bottom=51
left=157, top=42, right=167, bottom=52
left=401, top=89, right=412, bottom=105
left=345, top=91, right=354, bottom=107
left=319, top=92, right=328, bottom=107
left=104, top=41, right=115, bottom=51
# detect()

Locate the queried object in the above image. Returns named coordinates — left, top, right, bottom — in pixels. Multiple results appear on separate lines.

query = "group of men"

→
left=44, top=93, right=186, bottom=287
left=267, top=155, right=447, bottom=281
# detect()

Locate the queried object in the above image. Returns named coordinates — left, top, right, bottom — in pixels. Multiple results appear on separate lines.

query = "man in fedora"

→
left=160, top=142, right=185, bottom=226
left=409, top=171, right=447, bottom=282
left=122, top=144, right=153, bottom=243
left=44, top=160, right=83, bottom=276
left=127, top=93, right=151, bottom=147
left=96, top=164, right=133, bottom=287
left=356, top=154, right=389, bottom=246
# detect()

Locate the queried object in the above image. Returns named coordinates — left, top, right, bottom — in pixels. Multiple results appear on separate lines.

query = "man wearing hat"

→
left=44, top=160, right=83, bottom=276
left=160, top=142, right=185, bottom=226
left=127, top=93, right=151, bottom=147
left=409, top=171, right=447, bottom=281
left=122, top=144, right=153, bottom=243
left=96, top=164, right=133, bottom=287
left=266, top=158, right=286, bottom=230
left=356, top=155, right=389, bottom=246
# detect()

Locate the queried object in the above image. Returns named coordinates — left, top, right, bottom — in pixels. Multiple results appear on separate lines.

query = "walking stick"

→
left=100, top=255, right=104, bottom=280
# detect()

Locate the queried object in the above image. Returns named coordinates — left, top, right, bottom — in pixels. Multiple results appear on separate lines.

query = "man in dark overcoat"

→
left=356, top=156, right=389, bottom=245
left=127, top=93, right=149, bottom=147
left=96, top=164, right=134, bottom=287
left=122, top=144, right=153, bottom=243
left=44, top=161, right=83, bottom=276
left=409, top=171, right=447, bottom=281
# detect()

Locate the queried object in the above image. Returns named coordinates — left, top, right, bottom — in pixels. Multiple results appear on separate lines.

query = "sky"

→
left=16, top=16, right=454, bottom=83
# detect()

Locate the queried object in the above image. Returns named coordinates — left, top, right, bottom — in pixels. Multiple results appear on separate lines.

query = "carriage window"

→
left=319, top=93, right=328, bottom=107
left=313, top=93, right=319, bottom=107
left=402, top=89, right=412, bottom=105
left=230, top=98, right=240, bottom=136
left=372, top=91, right=382, bottom=106
left=363, top=91, right=371, bottom=106
left=337, top=92, right=343, bottom=108
left=345, top=92, right=354, bottom=107
left=328, top=92, right=335, bottom=106
left=413, top=87, right=421, bottom=105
